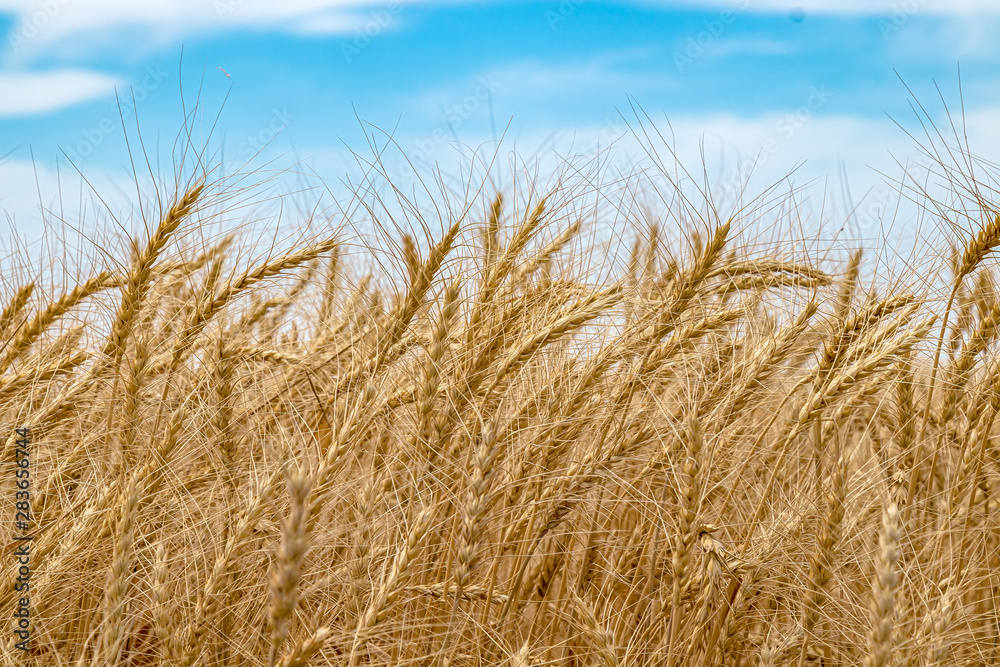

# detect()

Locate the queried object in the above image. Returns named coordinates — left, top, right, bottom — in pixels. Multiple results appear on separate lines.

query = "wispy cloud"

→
left=1, top=0, right=992, bottom=52
left=494, top=60, right=672, bottom=99
left=0, top=0, right=441, bottom=52
left=708, top=37, right=794, bottom=57
left=400, top=52, right=673, bottom=140
left=0, top=69, right=119, bottom=116
left=636, top=0, right=1000, bottom=14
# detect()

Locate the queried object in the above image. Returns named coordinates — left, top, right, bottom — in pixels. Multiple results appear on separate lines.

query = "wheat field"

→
left=2, top=129, right=1000, bottom=667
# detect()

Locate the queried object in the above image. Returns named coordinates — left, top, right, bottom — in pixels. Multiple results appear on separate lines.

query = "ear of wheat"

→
left=6, top=101, right=1000, bottom=667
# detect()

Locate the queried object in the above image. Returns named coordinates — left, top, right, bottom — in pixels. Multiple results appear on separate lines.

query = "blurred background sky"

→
left=1, top=0, right=998, bottom=251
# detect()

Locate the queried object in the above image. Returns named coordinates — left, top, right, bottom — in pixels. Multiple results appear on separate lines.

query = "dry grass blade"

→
left=9, top=109, right=1000, bottom=667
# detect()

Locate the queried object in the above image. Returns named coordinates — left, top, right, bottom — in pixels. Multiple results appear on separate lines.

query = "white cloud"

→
left=0, top=69, right=119, bottom=116
left=0, top=0, right=428, bottom=52
left=1, top=0, right=996, bottom=59
left=405, top=52, right=674, bottom=127
left=495, top=60, right=672, bottom=98
left=0, top=158, right=77, bottom=250
left=1, top=0, right=993, bottom=63
left=708, top=37, right=794, bottom=57
left=640, top=0, right=1000, bottom=14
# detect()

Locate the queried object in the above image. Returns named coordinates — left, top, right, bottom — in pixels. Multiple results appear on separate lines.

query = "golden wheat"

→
left=5, top=126, right=1000, bottom=667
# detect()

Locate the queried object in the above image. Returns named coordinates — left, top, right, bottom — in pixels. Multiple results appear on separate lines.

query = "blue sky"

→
left=1, top=0, right=999, bottom=248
